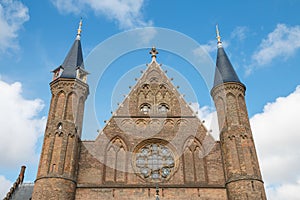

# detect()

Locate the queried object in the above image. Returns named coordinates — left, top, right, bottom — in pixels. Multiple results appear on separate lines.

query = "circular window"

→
left=133, top=142, right=176, bottom=182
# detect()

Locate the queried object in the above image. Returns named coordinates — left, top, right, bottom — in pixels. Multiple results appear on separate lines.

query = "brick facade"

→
left=32, top=48, right=266, bottom=199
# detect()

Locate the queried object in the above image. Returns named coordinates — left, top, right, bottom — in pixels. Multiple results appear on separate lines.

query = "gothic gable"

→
left=114, top=60, right=195, bottom=117
left=78, top=52, right=225, bottom=191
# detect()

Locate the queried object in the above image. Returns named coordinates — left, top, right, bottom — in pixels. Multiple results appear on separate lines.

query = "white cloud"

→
left=0, top=175, right=12, bottom=199
left=51, top=0, right=152, bottom=29
left=252, top=24, right=300, bottom=66
left=189, top=103, right=219, bottom=139
left=197, top=40, right=229, bottom=54
left=0, top=79, right=46, bottom=168
left=251, top=86, right=300, bottom=184
left=199, top=40, right=218, bottom=54
left=250, top=85, right=300, bottom=199
left=0, top=0, right=29, bottom=54
left=267, top=180, right=300, bottom=200
left=230, top=26, right=248, bottom=41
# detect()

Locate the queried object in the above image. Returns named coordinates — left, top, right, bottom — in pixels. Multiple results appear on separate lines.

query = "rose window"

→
left=133, top=143, right=176, bottom=181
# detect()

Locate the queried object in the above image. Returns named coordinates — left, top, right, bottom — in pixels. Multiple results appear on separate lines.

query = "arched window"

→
left=57, top=123, right=62, bottom=131
left=104, top=138, right=127, bottom=183
left=158, top=103, right=169, bottom=113
left=183, top=138, right=206, bottom=183
left=140, top=103, right=151, bottom=114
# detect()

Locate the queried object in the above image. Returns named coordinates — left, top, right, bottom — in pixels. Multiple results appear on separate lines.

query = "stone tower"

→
left=210, top=27, right=267, bottom=199
left=32, top=20, right=89, bottom=199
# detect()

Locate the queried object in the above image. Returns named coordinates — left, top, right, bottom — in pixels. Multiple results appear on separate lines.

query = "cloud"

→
left=230, top=26, right=248, bottom=41
left=252, top=24, right=300, bottom=66
left=189, top=103, right=219, bottom=139
left=0, top=175, right=12, bottom=199
left=196, top=40, right=229, bottom=54
left=267, top=181, right=300, bottom=200
left=0, top=0, right=29, bottom=54
left=250, top=86, right=300, bottom=183
left=0, top=79, right=46, bottom=168
left=250, top=85, right=300, bottom=198
left=51, top=0, right=152, bottom=29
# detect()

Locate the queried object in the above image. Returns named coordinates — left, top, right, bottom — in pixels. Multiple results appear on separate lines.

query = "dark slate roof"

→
left=10, top=183, right=33, bottom=200
left=60, top=38, right=84, bottom=78
left=213, top=47, right=242, bottom=87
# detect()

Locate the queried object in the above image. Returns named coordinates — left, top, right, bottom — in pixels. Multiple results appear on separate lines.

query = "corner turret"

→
left=32, top=19, right=89, bottom=200
left=211, top=26, right=267, bottom=199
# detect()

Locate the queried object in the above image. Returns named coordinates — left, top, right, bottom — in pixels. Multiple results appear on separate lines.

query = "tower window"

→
left=142, top=84, right=150, bottom=90
left=158, top=104, right=169, bottom=113
left=76, top=68, right=88, bottom=83
left=140, top=104, right=151, bottom=114
left=57, top=123, right=62, bottom=130
left=52, top=66, right=63, bottom=80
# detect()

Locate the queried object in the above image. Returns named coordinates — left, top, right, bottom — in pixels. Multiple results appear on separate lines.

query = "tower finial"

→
left=76, top=18, right=83, bottom=40
left=149, top=46, right=159, bottom=63
left=216, top=24, right=222, bottom=48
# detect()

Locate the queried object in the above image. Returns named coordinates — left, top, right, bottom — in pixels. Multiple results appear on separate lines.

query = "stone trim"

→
left=210, top=82, right=246, bottom=98
left=225, top=176, right=264, bottom=185
left=35, top=175, right=77, bottom=184
left=77, top=184, right=226, bottom=189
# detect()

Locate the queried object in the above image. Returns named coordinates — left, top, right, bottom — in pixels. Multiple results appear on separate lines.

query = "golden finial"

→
left=76, top=18, right=82, bottom=40
left=216, top=24, right=222, bottom=48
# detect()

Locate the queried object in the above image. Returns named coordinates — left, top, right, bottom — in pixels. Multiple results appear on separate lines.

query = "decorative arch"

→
left=216, top=96, right=226, bottom=129
left=238, top=94, right=248, bottom=126
left=76, top=96, right=85, bottom=133
left=104, top=137, right=128, bottom=183
left=64, top=92, right=78, bottom=121
left=226, top=92, right=239, bottom=125
left=174, top=119, right=188, bottom=134
left=138, top=84, right=153, bottom=103
left=146, top=69, right=160, bottom=83
left=53, top=91, right=66, bottom=120
left=164, top=119, right=174, bottom=131
left=182, top=137, right=206, bottom=183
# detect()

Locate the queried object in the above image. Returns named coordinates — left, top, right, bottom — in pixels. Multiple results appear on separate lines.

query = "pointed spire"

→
left=149, top=46, right=159, bottom=63
left=216, top=24, right=222, bottom=48
left=213, top=25, right=243, bottom=88
left=58, top=19, right=85, bottom=79
left=76, top=18, right=82, bottom=40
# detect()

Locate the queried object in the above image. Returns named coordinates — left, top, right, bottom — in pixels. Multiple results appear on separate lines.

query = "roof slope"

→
left=10, top=183, right=33, bottom=200
left=213, top=46, right=241, bottom=87
left=60, top=38, right=84, bottom=78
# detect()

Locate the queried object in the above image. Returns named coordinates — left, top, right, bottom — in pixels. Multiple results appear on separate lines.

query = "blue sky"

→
left=1, top=0, right=300, bottom=199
